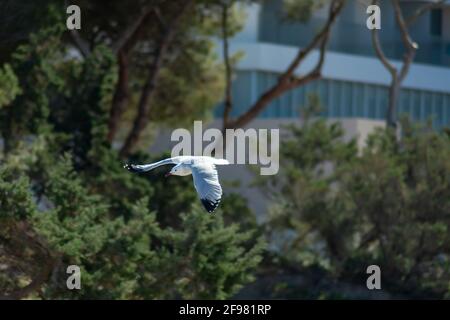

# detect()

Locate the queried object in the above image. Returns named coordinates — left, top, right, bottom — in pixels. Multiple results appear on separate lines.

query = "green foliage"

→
left=33, top=156, right=111, bottom=261
left=70, top=0, right=248, bottom=149
left=0, top=149, right=265, bottom=299
left=150, top=43, right=225, bottom=128
left=265, top=115, right=450, bottom=298
left=138, top=207, right=265, bottom=299
left=0, top=25, right=65, bottom=152
left=0, top=15, right=264, bottom=299
left=0, top=167, right=36, bottom=219
left=0, top=64, right=21, bottom=108
left=51, top=45, right=117, bottom=167
left=0, top=0, right=56, bottom=63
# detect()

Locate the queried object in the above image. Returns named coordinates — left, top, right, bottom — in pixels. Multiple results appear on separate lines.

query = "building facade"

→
left=153, top=1, right=450, bottom=218
left=215, top=0, right=450, bottom=129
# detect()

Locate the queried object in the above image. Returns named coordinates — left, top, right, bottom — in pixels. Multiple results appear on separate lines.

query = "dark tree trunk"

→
left=387, top=76, right=400, bottom=128
left=119, top=0, right=193, bottom=157
left=108, top=50, right=129, bottom=143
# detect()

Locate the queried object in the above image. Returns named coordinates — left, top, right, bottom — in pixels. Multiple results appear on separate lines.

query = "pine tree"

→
left=264, top=111, right=450, bottom=298
left=0, top=13, right=265, bottom=299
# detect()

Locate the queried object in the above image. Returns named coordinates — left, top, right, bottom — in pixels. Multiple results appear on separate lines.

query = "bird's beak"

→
left=165, top=172, right=172, bottom=178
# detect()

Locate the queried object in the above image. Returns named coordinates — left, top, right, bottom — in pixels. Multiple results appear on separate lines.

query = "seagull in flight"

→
left=124, top=156, right=230, bottom=213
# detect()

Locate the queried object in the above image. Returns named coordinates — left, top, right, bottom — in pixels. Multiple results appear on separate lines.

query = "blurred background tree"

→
left=258, top=103, right=450, bottom=298
left=0, top=2, right=264, bottom=299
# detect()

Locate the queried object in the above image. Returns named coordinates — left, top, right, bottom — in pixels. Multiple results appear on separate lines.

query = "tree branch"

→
left=108, top=50, right=129, bottom=143
left=398, top=48, right=415, bottom=83
left=119, top=0, right=194, bottom=157
left=392, top=0, right=418, bottom=82
left=0, top=221, right=56, bottom=300
left=222, top=3, right=233, bottom=131
left=69, top=29, right=91, bottom=58
left=370, top=0, right=423, bottom=128
left=111, top=6, right=153, bottom=54
left=280, top=0, right=343, bottom=83
left=107, top=8, right=155, bottom=142
left=406, top=0, right=445, bottom=26
left=370, top=2, right=397, bottom=77
left=287, top=11, right=334, bottom=89
left=153, top=7, right=168, bottom=30
left=393, top=0, right=418, bottom=51
left=226, top=0, right=345, bottom=130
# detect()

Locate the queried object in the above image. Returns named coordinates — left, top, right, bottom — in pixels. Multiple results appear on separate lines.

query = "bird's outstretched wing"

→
left=191, top=162, right=223, bottom=213
left=124, top=158, right=178, bottom=173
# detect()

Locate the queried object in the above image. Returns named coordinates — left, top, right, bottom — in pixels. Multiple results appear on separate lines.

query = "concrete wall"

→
left=217, top=42, right=450, bottom=94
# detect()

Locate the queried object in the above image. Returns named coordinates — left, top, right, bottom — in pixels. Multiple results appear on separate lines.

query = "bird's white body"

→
left=124, top=156, right=230, bottom=213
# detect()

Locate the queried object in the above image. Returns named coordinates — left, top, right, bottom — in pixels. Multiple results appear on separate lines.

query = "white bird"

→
left=124, top=156, right=230, bottom=213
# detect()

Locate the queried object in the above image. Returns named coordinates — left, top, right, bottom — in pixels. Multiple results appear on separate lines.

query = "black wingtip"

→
left=201, top=198, right=221, bottom=213
left=123, top=164, right=142, bottom=173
